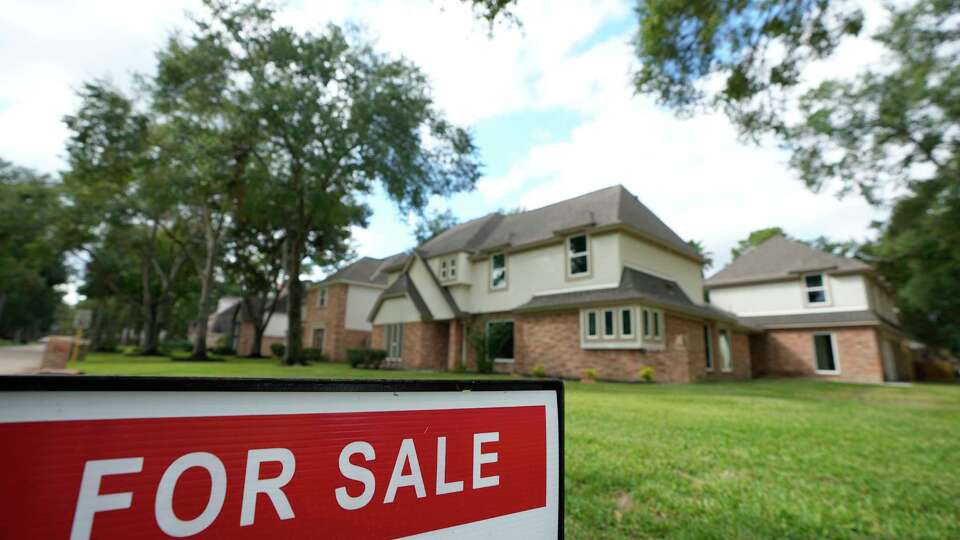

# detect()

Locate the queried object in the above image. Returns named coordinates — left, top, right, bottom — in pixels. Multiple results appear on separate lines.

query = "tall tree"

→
left=151, top=28, right=259, bottom=360
left=63, top=83, right=190, bottom=354
left=0, top=159, right=68, bottom=340
left=190, top=1, right=480, bottom=364
left=730, top=226, right=786, bottom=260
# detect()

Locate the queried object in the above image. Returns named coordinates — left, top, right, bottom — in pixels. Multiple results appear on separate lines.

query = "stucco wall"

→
left=344, top=284, right=381, bottom=331
left=619, top=233, right=704, bottom=303
left=708, top=273, right=870, bottom=316
left=372, top=296, right=421, bottom=325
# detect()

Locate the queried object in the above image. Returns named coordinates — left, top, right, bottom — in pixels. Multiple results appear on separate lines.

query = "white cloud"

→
left=3, top=0, right=894, bottom=283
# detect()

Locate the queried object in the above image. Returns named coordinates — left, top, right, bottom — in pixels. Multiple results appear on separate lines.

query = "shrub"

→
left=303, top=347, right=327, bottom=363
left=453, top=361, right=467, bottom=373
left=583, top=368, right=598, bottom=381
left=160, top=340, right=193, bottom=354
left=94, top=341, right=119, bottom=353
left=211, top=345, right=236, bottom=355
left=270, top=342, right=286, bottom=358
left=347, top=348, right=387, bottom=369
left=639, top=366, right=656, bottom=383
left=531, top=363, right=546, bottom=378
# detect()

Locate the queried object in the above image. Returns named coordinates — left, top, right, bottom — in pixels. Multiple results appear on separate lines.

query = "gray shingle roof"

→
left=370, top=274, right=433, bottom=321
left=705, top=235, right=871, bottom=288
left=415, top=185, right=700, bottom=260
left=738, top=310, right=891, bottom=329
left=319, top=256, right=398, bottom=287
left=515, top=267, right=744, bottom=326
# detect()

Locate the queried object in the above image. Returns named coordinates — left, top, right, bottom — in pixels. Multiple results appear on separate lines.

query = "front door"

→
left=881, top=338, right=898, bottom=382
left=312, top=327, right=325, bottom=351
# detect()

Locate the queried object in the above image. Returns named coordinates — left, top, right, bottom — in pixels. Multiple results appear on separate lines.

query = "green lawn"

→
left=70, top=353, right=960, bottom=539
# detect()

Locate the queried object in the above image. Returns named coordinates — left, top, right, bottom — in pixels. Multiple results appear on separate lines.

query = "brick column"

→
left=447, top=320, right=461, bottom=371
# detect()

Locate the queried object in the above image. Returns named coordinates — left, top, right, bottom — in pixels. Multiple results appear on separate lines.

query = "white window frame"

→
left=490, top=253, right=507, bottom=290
left=812, top=332, right=841, bottom=374
left=486, top=320, right=515, bottom=363
left=704, top=324, right=714, bottom=371
left=566, top=234, right=590, bottom=278
left=601, top=309, right=617, bottom=339
left=803, top=273, right=830, bottom=306
left=718, top=328, right=733, bottom=372
left=584, top=310, right=600, bottom=340
left=385, top=323, right=403, bottom=361
left=440, top=259, right=448, bottom=280
left=642, top=308, right=664, bottom=341
left=448, top=257, right=457, bottom=279
left=317, top=287, right=327, bottom=308
left=620, top=308, right=635, bottom=338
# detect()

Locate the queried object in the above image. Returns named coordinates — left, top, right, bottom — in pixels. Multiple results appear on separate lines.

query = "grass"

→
left=71, top=353, right=960, bottom=538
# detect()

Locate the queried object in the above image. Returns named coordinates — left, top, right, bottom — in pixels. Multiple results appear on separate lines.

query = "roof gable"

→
left=705, top=235, right=871, bottom=287
left=415, top=185, right=699, bottom=259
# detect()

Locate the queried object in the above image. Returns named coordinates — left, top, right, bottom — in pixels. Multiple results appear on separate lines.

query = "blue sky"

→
left=1, top=0, right=890, bottom=298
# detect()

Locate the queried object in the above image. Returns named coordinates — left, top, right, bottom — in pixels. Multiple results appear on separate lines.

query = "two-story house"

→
left=302, top=256, right=393, bottom=361
left=705, top=235, right=911, bottom=383
left=367, top=185, right=754, bottom=383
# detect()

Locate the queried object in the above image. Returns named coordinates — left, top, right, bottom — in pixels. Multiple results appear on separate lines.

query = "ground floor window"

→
left=386, top=324, right=403, bottom=360
left=704, top=325, right=713, bottom=371
left=311, top=327, right=325, bottom=350
left=487, top=320, right=514, bottom=362
left=813, top=333, right=839, bottom=373
left=718, top=329, right=732, bottom=372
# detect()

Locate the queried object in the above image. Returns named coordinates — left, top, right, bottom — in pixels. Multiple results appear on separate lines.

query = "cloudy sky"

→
left=2, top=0, right=889, bottom=286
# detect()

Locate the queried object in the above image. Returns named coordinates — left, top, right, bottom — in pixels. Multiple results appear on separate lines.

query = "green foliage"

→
left=347, top=348, right=387, bottom=369
left=531, top=363, right=546, bottom=378
left=583, top=367, right=598, bottom=381
left=211, top=345, right=236, bottom=356
left=872, top=177, right=960, bottom=353
left=467, top=322, right=512, bottom=374
left=270, top=342, right=285, bottom=358
left=639, top=366, right=656, bottom=382
left=730, top=227, right=786, bottom=259
left=414, top=209, right=459, bottom=244
left=160, top=340, right=193, bottom=354
left=633, top=0, right=864, bottom=134
left=0, top=159, right=68, bottom=340
left=686, top=239, right=713, bottom=270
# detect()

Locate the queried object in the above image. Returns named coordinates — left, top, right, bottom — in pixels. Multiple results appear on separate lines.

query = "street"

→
left=0, top=343, right=43, bottom=374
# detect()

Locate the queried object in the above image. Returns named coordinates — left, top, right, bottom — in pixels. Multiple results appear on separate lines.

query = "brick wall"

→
left=236, top=322, right=282, bottom=357
left=301, top=283, right=372, bottom=362
left=371, top=321, right=450, bottom=370
left=401, top=321, right=449, bottom=369
left=763, top=326, right=884, bottom=383
left=513, top=310, right=751, bottom=383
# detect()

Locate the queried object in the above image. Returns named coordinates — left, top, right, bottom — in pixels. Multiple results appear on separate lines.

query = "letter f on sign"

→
left=70, top=457, right=144, bottom=540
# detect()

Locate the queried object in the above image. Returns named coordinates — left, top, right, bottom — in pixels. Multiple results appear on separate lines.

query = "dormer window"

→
left=490, top=253, right=507, bottom=290
left=567, top=234, right=589, bottom=277
left=804, top=273, right=829, bottom=305
left=439, top=256, right=457, bottom=282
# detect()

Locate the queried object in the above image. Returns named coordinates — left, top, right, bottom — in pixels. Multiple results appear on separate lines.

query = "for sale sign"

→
left=0, top=377, right=563, bottom=539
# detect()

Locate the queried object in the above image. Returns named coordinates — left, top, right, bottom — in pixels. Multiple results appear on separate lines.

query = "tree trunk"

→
left=283, top=235, right=305, bottom=365
left=191, top=213, right=218, bottom=360
left=250, top=324, right=265, bottom=358
left=139, top=258, right=158, bottom=354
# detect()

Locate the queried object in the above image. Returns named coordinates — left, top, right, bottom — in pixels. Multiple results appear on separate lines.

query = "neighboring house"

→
left=368, top=185, right=754, bottom=383
left=705, top=235, right=912, bottom=383
left=188, top=296, right=241, bottom=348
left=211, top=297, right=288, bottom=357
left=302, top=257, right=392, bottom=362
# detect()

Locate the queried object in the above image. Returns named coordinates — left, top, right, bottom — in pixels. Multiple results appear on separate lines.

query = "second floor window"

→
left=804, top=273, right=829, bottom=304
left=317, top=287, right=327, bottom=307
left=568, top=234, right=589, bottom=276
left=490, top=253, right=507, bottom=289
left=440, top=259, right=448, bottom=280
left=448, top=257, right=457, bottom=279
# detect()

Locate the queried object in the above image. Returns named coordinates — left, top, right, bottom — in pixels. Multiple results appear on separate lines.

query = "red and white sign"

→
left=0, top=378, right=562, bottom=539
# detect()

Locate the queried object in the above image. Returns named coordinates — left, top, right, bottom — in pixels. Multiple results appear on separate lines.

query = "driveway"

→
left=0, top=343, right=44, bottom=374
